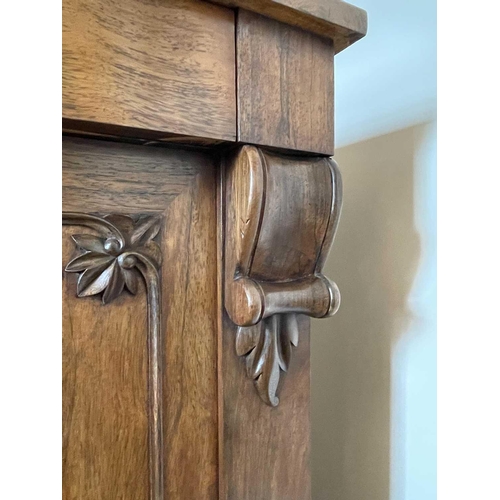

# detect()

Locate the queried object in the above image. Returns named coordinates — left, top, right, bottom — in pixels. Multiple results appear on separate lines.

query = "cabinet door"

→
left=62, top=137, right=218, bottom=500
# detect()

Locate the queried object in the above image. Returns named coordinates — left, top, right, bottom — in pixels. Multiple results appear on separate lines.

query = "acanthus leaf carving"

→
left=236, top=313, right=300, bottom=406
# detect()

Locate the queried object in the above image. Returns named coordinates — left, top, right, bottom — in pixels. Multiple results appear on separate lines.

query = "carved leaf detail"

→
left=236, top=323, right=261, bottom=357
left=131, top=216, right=162, bottom=246
left=71, top=234, right=107, bottom=254
left=140, top=241, right=162, bottom=267
left=277, top=313, right=299, bottom=371
left=122, top=268, right=139, bottom=295
left=237, top=313, right=299, bottom=407
left=282, top=312, right=299, bottom=347
left=64, top=214, right=161, bottom=303
left=66, top=253, right=114, bottom=272
left=77, top=262, right=115, bottom=297
left=103, top=214, right=135, bottom=242
left=102, top=262, right=125, bottom=304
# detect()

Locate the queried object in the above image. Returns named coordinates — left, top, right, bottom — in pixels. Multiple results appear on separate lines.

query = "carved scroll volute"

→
left=225, top=146, right=343, bottom=406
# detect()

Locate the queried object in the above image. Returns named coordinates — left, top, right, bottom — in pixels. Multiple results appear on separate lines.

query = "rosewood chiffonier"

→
left=62, top=1, right=367, bottom=498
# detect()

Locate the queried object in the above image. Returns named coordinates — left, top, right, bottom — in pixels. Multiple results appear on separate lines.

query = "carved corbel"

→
left=224, top=146, right=343, bottom=406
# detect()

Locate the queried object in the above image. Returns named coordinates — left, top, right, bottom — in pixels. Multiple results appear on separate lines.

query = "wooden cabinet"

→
left=63, top=0, right=236, bottom=140
left=62, top=1, right=367, bottom=498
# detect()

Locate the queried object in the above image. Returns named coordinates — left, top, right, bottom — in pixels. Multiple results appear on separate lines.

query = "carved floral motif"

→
left=65, top=214, right=161, bottom=303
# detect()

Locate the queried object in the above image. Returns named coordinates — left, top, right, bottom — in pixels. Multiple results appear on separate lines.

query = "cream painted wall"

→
left=311, top=122, right=437, bottom=500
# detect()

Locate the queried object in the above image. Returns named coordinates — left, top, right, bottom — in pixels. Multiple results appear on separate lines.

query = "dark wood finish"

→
left=63, top=229, right=150, bottom=499
left=237, top=10, right=335, bottom=154
left=62, top=118, right=228, bottom=148
left=62, top=137, right=218, bottom=499
left=224, top=146, right=342, bottom=406
left=221, top=313, right=312, bottom=500
left=212, top=0, right=368, bottom=53
left=162, top=168, right=219, bottom=499
left=63, top=213, right=164, bottom=498
left=63, top=0, right=236, bottom=141
left=62, top=0, right=368, bottom=497
left=219, top=145, right=342, bottom=498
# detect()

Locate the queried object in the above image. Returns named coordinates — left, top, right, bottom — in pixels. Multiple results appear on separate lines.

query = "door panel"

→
left=63, top=226, right=149, bottom=499
left=62, top=137, right=218, bottom=499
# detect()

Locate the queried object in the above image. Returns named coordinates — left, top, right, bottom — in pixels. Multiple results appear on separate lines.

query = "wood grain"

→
left=237, top=10, right=335, bottom=154
left=63, top=230, right=149, bottom=499
left=63, top=0, right=236, bottom=141
left=63, top=212, right=164, bottom=498
left=220, top=145, right=344, bottom=497
left=162, top=160, right=219, bottom=499
left=62, top=137, right=218, bottom=499
left=212, top=0, right=367, bottom=53
left=62, top=138, right=200, bottom=214
left=223, top=146, right=342, bottom=407
left=221, top=313, right=312, bottom=500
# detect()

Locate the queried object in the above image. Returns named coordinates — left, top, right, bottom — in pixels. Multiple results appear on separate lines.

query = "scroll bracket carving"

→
left=224, top=146, right=343, bottom=406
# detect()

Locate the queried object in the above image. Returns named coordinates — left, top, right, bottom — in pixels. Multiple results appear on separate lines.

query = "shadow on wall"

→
left=311, top=123, right=433, bottom=500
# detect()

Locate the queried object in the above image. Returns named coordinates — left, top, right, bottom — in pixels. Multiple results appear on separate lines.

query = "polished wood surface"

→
left=219, top=145, right=343, bottom=498
left=63, top=230, right=150, bottom=499
left=62, top=137, right=218, bottom=499
left=220, top=313, right=312, bottom=500
left=224, top=146, right=342, bottom=324
left=62, top=0, right=368, bottom=496
left=63, top=0, right=236, bottom=141
left=223, top=145, right=342, bottom=407
left=212, top=0, right=367, bottom=53
left=162, top=164, right=218, bottom=499
left=237, top=10, right=335, bottom=154
left=63, top=212, right=164, bottom=497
